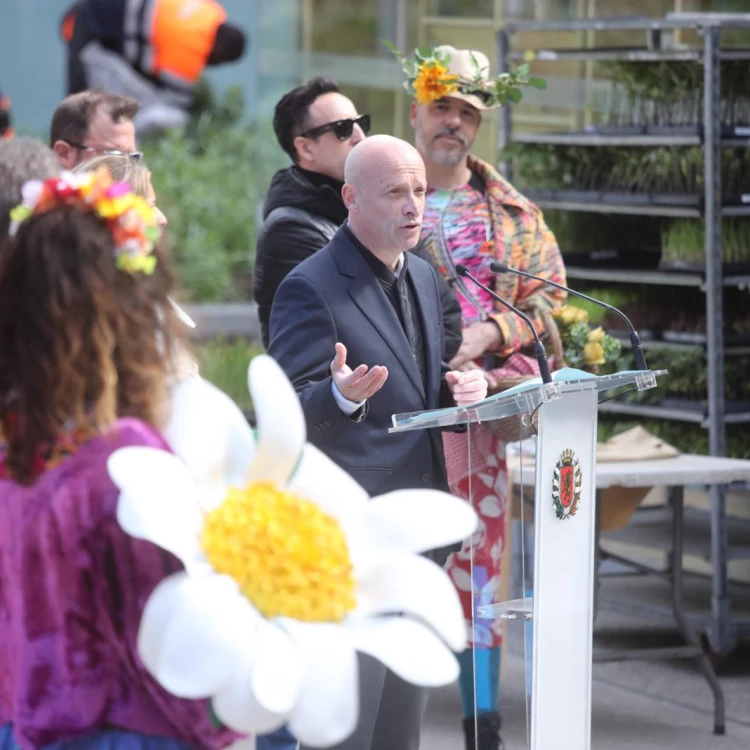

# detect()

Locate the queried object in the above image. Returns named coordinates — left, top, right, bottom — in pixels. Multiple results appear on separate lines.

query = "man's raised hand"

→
left=445, top=367, right=488, bottom=407
left=330, top=342, right=388, bottom=402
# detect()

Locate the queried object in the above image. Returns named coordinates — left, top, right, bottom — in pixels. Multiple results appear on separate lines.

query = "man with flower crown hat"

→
left=395, top=43, right=568, bottom=750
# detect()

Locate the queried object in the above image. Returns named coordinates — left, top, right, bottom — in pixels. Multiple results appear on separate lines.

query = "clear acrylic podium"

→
left=390, top=367, right=665, bottom=750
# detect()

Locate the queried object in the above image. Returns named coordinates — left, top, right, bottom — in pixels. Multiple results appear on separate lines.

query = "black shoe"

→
left=462, top=711, right=504, bottom=750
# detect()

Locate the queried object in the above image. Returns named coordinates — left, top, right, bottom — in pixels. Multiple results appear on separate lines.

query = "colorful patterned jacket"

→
left=421, top=154, right=567, bottom=362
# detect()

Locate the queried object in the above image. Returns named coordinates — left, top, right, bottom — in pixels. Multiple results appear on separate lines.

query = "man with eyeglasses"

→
left=50, top=89, right=141, bottom=170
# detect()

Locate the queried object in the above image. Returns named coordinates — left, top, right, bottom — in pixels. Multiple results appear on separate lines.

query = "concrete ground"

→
left=422, top=648, right=750, bottom=750
left=236, top=575, right=750, bottom=749
left=422, top=576, right=750, bottom=750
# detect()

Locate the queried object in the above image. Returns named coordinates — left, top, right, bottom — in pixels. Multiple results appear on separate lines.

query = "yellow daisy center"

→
left=200, top=481, right=357, bottom=623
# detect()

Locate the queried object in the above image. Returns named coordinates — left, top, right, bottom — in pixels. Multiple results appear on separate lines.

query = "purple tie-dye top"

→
left=0, top=419, right=240, bottom=750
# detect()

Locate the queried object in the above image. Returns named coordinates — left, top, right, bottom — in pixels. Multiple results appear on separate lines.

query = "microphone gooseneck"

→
left=455, top=264, right=553, bottom=385
left=490, top=261, right=648, bottom=371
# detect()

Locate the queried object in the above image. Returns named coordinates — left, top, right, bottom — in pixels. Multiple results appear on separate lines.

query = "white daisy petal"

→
left=107, top=447, right=202, bottom=566
left=352, top=615, right=460, bottom=687
left=357, top=489, right=477, bottom=562
left=250, top=619, right=302, bottom=714
left=355, top=554, right=467, bottom=651
left=246, top=355, right=306, bottom=486
left=213, top=641, right=288, bottom=735
left=164, top=376, right=256, bottom=509
left=286, top=443, right=368, bottom=526
left=137, top=572, right=260, bottom=698
left=281, top=619, right=359, bottom=748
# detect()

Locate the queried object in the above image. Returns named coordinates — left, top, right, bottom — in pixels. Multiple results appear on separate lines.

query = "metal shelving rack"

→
left=497, top=15, right=750, bottom=655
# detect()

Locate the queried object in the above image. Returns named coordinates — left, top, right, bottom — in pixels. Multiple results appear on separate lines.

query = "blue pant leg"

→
left=255, top=726, right=298, bottom=750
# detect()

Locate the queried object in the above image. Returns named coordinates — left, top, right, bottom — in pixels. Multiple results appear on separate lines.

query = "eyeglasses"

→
left=63, top=140, right=143, bottom=162
left=299, top=114, right=371, bottom=141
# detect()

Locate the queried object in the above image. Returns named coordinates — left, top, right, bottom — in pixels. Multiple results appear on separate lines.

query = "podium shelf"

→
left=477, top=597, right=534, bottom=621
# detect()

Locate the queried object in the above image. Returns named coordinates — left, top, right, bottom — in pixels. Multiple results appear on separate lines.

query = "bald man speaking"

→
left=268, top=135, right=487, bottom=750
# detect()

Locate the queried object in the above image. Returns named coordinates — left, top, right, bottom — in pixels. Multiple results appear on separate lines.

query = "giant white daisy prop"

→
left=107, top=355, right=477, bottom=747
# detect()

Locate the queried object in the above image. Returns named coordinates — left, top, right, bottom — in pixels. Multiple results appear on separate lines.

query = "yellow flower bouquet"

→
left=552, top=305, right=622, bottom=373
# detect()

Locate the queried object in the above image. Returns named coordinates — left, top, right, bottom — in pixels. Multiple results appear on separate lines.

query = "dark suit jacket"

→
left=268, top=226, right=456, bottom=498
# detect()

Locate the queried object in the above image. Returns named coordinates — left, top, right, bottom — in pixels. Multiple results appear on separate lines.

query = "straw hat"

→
left=432, top=45, right=495, bottom=111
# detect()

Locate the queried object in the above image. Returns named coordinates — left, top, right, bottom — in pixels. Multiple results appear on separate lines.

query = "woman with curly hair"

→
left=0, top=170, right=239, bottom=750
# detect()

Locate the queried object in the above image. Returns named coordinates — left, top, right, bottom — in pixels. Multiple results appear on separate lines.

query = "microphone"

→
left=490, top=262, right=647, bottom=371
left=455, top=264, right=553, bottom=384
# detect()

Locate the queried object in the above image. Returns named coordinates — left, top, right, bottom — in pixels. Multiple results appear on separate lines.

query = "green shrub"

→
left=197, top=338, right=265, bottom=411
left=141, top=85, right=286, bottom=302
left=661, top=219, right=750, bottom=266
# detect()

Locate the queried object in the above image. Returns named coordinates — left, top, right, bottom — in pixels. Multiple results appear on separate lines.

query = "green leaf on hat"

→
left=416, top=47, right=435, bottom=60
left=507, top=87, right=523, bottom=104
left=528, top=76, right=547, bottom=90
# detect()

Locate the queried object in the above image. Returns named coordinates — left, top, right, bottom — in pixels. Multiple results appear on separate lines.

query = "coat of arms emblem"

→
left=552, top=448, right=582, bottom=520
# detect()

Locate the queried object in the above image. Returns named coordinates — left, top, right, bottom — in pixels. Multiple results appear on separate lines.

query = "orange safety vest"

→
left=61, top=9, right=77, bottom=43
left=128, top=0, right=226, bottom=88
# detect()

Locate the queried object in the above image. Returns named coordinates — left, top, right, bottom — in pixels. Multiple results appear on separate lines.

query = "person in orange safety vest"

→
left=61, top=0, right=245, bottom=134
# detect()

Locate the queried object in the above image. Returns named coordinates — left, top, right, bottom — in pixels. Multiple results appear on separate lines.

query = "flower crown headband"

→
left=384, top=42, right=546, bottom=108
left=9, top=167, right=160, bottom=275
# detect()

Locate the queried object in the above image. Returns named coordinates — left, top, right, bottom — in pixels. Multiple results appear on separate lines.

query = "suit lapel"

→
left=348, top=267, right=426, bottom=403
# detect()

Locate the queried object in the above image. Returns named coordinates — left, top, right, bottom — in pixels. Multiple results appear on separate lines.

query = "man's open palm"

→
left=330, top=342, right=389, bottom=402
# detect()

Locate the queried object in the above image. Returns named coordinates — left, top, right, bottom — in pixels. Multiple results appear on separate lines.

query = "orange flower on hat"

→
left=413, top=60, right=459, bottom=106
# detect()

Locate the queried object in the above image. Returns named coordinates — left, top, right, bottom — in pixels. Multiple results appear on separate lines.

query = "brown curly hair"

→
left=0, top=205, right=185, bottom=484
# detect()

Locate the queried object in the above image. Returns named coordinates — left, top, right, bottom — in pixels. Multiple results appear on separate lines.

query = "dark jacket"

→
left=254, top=166, right=346, bottom=347
left=268, top=226, right=454, bottom=499
left=253, top=165, right=463, bottom=357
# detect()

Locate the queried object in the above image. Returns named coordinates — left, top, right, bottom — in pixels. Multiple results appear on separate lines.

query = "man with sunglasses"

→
left=50, top=89, right=141, bottom=170
left=254, top=78, right=370, bottom=349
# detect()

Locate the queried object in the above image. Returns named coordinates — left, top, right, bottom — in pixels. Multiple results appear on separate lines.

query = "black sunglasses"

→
left=300, top=114, right=371, bottom=141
